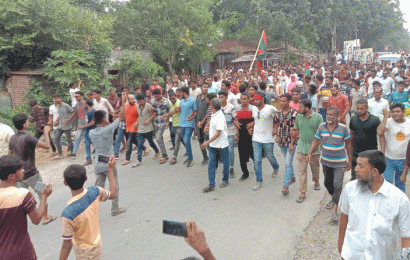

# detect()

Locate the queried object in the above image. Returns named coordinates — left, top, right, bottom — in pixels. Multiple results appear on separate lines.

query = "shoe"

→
left=83, top=160, right=92, bottom=166
left=229, top=168, right=235, bottom=178
left=67, top=153, right=76, bottom=158
left=331, top=212, right=339, bottom=222
left=153, top=152, right=160, bottom=159
left=183, top=158, right=189, bottom=164
left=56, top=154, right=65, bottom=159
left=219, top=182, right=229, bottom=188
left=50, top=153, right=57, bottom=157
left=170, top=146, right=175, bottom=150
left=120, top=147, right=126, bottom=152
left=325, top=200, right=334, bottom=210
left=314, top=183, right=321, bottom=190
left=203, top=186, right=215, bottom=193
left=253, top=181, right=263, bottom=191
left=271, top=168, right=279, bottom=178
left=239, top=175, right=249, bottom=182
left=169, top=158, right=177, bottom=165
left=132, top=161, right=142, bottom=167
left=115, top=156, right=120, bottom=161
left=201, top=159, right=209, bottom=166
left=290, top=177, right=296, bottom=185
left=159, top=156, right=169, bottom=164
left=186, top=159, right=194, bottom=167
left=143, top=148, right=150, bottom=157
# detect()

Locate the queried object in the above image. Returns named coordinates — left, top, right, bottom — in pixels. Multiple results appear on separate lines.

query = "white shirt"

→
left=380, top=77, right=395, bottom=95
left=385, top=118, right=410, bottom=160
left=189, top=88, right=201, bottom=99
left=336, top=54, right=342, bottom=64
left=94, top=98, right=114, bottom=121
left=49, top=104, right=59, bottom=129
left=212, top=81, right=221, bottom=91
left=0, top=123, right=14, bottom=156
left=339, top=180, right=410, bottom=260
left=227, top=92, right=238, bottom=108
left=252, top=105, right=277, bottom=143
left=69, top=88, right=80, bottom=107
left=209, top=110, right=229, bottom=148
left=368, top=76, right=381, bottom=96
left=368, top=98, right=389, bottom=121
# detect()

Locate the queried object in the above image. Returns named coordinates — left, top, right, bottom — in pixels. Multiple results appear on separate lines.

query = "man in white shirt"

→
left=69, top=81, right=80, bottom=107
left=378, top=103, right=410, bottom=192
left=189, top=80, right=201, bottom=99
left=220, top=80, right=238, bottom=107
left=248, top=92, right=280, bottom=191
left=368, top=87, right=389, bottom=121
left=336, top=50, right=343, bottom=65
left=93, top=89, right=114, bottom=121
left=380, top=70, right=395, bottom=98
left=338, top=150, right=410, bottom=260
left=0, top=121, right=14, bottom=156
left=367, top=70, right=381, bottom=99
left=201, top=98, right=230, bottom=193
left=211, top=76, right=221, bottom=91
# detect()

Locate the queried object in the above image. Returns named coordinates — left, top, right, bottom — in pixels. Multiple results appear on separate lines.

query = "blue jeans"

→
left=72, top=129, right=86, bottom=155
left=281, top=146, right=296, bottom=187
left=384, top=157, right=406, bottom=192
left=114, top=127, right=126, bottom=157
left=84, top=130, right=93, bottom=161
left=137, top=131, right=159, bottom=162
left=253, top=141, right=280, bottom=182
left=228, top=135, right=235, bottom=168
left=208, top=146, right=229, bottom=187
left=181, top=127, right=194, bottom=160
left=169, top=122, right=176, bottom=148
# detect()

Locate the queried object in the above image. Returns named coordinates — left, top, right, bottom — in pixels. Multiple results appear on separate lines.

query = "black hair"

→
left=0, top=155, right=24, bottom=181
left=249, top=84, right=258, bottom=91
left=397, top=81, right=406, bottom=86
left=85, top=99, right=93, bottom=107
left=94, top=110, right=106, bottom=124
left=280, top=93, right=292, bottom=101
left=300, top=99, right=312, bottom=109
left=75, top=91, right=84, bottom=96
left=316, top=74, right=324, bottom=82
left=53, top=93, right=62, bottom=98
left=180, top=86, right=189, bottom=95
left=325, top=75, right=333, bottom=81
left=134, top=86, right=141, bottom=90
left=63, top=164, right=87, bottom=190
left=218, top=90, right=228, bottom=97
left=240, top=92, right=250, bottom=98
left=69, top=82, right=76, bottom=88
left=239, top=84, right=247, bottom=93
left=309, top=84, right=317, bottom=95
left=330, top=84, right=339, bottom=89
left=213, top=76, right=218, bottom=81
left=356, top=98, right=368, bottom=107
left=201, top=82, right=209, bottom=88
left=390, top=102, right=405, bottom=112
left=350, top=78, right=360, bottom=87
left=222, top=80, right=231, bottom=88
left=168, top=91, right=176, bottom=97
left=206, top=93, right=217, bottom=101
left=259, top=81, right=267, bottom=91
left=29, top=99, right=38, bottom=107
left=93, top=89, right=102, bottom=95
left=136, top=94, right=145, bottom=100
left=121, top=87, right=128, bottom=92
left=152, top=88, right=161, bottom=95
left=291, top=87, right=301, bottom=93
left=358, top=150, right=386, bottom=174
left=12, top=113, right=28, bottom=130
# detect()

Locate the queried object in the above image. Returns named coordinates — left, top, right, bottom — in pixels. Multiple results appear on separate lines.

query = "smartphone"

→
left=34, top=181, right=47, bottom=193
left=163, top=220, right=188, bottom=237
left=98, top=154, right=110, bottom=164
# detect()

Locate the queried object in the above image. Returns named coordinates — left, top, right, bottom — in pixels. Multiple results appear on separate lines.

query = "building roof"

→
left=214, top=38, right=257, bottom=54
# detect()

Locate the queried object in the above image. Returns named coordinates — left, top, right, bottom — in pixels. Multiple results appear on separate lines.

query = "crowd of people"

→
left=2, top=55, right=410, bottom=259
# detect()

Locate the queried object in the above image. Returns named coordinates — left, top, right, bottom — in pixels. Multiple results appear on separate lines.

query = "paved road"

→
left=30, top=138, right=325, bottom=260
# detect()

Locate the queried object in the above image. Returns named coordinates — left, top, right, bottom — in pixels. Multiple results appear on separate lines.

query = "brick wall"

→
left=6, top=71, right=44, bottom=109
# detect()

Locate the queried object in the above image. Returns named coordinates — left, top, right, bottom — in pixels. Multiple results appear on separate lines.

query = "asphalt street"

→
left=29, top=138, right=326, bottom=260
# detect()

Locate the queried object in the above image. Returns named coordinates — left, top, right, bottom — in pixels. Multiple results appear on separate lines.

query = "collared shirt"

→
left=209, top=110, right=229, bottom=148
left=227, top=92, right=238, bottom=107
left=31, top=106, right=49, bottom=131
left=106, top=95, right=119, bottom=111
left=368, top=98, right=389, bottom=121
left=350, top=88, right=366, bottom=112
left=273, top=108, right=298, bottom=147
left=93, top=98, right=114, bottom=121
left=150, top=97, right=170, bottom=128
left=207, top=86, right=219, bottom=94
left=179, top=96, right=197, bottom=128
left=137, top=103, right=155, bottom=133
left=294, top=112, right=323, bottom=154
left=339, top=180, right=410, bottom=260
left=61, top=186, right=110, bottom=256
left=349, top=113, right=380, bottom=159
left=169, top=100, right=181, bottom=127
left=196, top=94, right=208, bottom=122
left=309, top=94, right=318, bottom=110
left=367, top=76, right=381, bottom=95
left=315, top=122, right=351, bottom=168
left=328, top=93, right=350, bottom=122
left=380, top=77, right=395, bottom=95
left=57, top=103, right=74, bottom=130
left=49, top=104, right=59, bottom=129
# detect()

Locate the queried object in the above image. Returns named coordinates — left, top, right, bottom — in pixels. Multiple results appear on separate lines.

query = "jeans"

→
left=169, top=122, right=176, bottom=148
left=125, top=132, right=146, bottom=161
left=72, top=128, right=86, bottom=155
left=172, top=126, right=183, bottom=158
left=137, top=131, right=159, bottom=162
left=154, top=124, right=167, bottom=157
left=34, top=129, right=56, bottom=153
left=114, top=127, right=126, bottom=157
left=95, top=168, right=119, bottom=214
left=84, top=130, right=92, bottom=161
left=319, top=108, right=327, bottom=122
left=252, top=141, right=280, bottom=182
left=384, top=157, right=406, bottom=192
left=228, top=135, right=235, bottom=168
left=323, top=165, right=345, bottom=204
left=197, top=127, right=209, bottom=160
left=181, top=127, right=194, bottom=160
left=208, top=146, right=229, bottom=187
left=55, top=128, right=73, bottom=154
left=281, top=146, right=296, bottom=187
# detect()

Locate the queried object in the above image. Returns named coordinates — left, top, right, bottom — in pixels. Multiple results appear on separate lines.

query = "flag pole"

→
left=249, top=30, right=264, bottom=72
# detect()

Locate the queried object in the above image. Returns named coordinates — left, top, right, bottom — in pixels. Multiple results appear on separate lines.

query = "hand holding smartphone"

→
left=163, top=220, right=188, bottom=237
left=34, top=181, right=47, bottom=194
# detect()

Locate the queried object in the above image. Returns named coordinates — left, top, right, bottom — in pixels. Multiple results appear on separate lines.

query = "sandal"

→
left=314, top=183, right=321, bottom=190
left=296, top=196, right=306, bottom=203
left=111, top=207, right=127, bottom=216
left=132, top=161, right=141, bottom=168
left=121, top=160, right=131, bottom=166
left=326, top=200, right=334, bottom=210
left=219, top=182, right=229, bottom=188
left=43, top=215, right=57, bottom=225
left=143, top=148, right=150, bottom=157
left=169, top=158, right=177, bottom=165
left=282, top=186, right=289, bottom=196
left=159, top=156, right=168, bottom=164
left=331, top=212, right=339, bottom=222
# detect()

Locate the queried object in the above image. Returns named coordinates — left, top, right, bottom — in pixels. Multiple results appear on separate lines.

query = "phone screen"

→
left=163, top=220, right=188, bottom=237
left=98, top=155, right=110, bottom=164
left=34, top=181, right=47, bottom=193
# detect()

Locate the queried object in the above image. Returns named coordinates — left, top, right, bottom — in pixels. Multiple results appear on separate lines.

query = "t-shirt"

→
left=252, top=105, right=277, bottom=143
left=137, top=103, right=155, bottom=133
left=221, top=103, right=237, bottom=136
left=328, top=93, right=350, bottom=122
left=289, top=101, right=300, bottom=111
left=294, top=112, right=323, bottom=154
left=388, top=91, right=409, bottom=104
left=368, top=98, right=390, bottom=121
left=57, top=103, right=74, bottom=130
left=150, top=85, right=162, bottom=95
left=350, top=88, right=366, bottom=112
left=125, top=103, right=139, bottom=133
left=169, top=100, right=181, bottom=127
left=93, top=98, right=114, bottom=121
left=189, top=88, right=201, bottom=99
left=209, top=110, right=229, bottom=148
left=49, top=104, right=59, bottom=129
left=0, top=187, right=37, bottom=260
left=61, top=186, right=109, bottom=258
left=0, top=123, right=14, bottom=156
left=179, top=96, right=197, bottom=128
left=349, top=113, right=380, bottom=159
left=385, top=118, right=410, bottom=160
left=73, top=102, right=86, bottom=126
left=9, top=132, right=39, bottom=180
left=309, top=94, right=318, bottom=110
left=86, top=109, right=96, bottom=132
left=70, top=88, right=80, bottom=107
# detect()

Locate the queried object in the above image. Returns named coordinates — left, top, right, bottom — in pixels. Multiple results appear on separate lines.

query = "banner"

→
left=353, top=48, right=373, bottom=63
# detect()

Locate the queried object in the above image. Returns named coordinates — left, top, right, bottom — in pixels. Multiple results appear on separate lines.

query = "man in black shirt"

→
left=8, top=113, right=57, bottom=224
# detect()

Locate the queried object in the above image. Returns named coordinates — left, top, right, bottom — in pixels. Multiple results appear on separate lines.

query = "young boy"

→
left=389, top=81, right=409, bottom=105
left=59, top=157, right=117, bottom=260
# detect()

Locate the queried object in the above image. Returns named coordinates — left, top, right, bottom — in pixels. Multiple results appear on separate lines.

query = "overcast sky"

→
left=401, top=1, right=410, bottom=31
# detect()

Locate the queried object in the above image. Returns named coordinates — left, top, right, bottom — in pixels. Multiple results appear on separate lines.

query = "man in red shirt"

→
left=328, top=85, right=350, bottom=124
left=121, top=94, right=147, bottom=166
left=150, top=79, right=162, bottom=95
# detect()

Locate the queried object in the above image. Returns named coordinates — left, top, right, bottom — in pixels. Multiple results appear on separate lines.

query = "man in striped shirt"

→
left=307, top=106, right=352, bottom=222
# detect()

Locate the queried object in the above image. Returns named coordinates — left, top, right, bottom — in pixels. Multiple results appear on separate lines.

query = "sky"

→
left=401, top=1, right=410, bottom=31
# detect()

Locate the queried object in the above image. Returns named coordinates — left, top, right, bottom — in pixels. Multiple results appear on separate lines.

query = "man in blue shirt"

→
left=78, top=99, right=96, bottom=166
left=389, top=81, right=408, bottom=105
left=178, top=86, right=197, bottom=167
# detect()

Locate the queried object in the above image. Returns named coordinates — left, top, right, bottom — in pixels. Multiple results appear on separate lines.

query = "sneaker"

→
left=170, top=146, right=175, bottom=150
left=83, top=160, right=92, bottom=166
left=153, top=152, right=160, bottom=159
left=67, top=153, right=76, bottom=158
left=314, top=183, right=321, bottom=190
left=183, top=158, right=189, bottom=164
left=253, top=181, right=263, bottom=191
left=186, top=159, right=194, bottom=167
left=229, top=168, right=235, bottom=178
left=239, top=175, right=249, bottom=182
left=271, top=168, right=279, bottom=178
left=331, top=212, right=339, bottom=222
left=203, top=186, right=215, bottom=193
left=201, top=159, right=209, bottom=166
